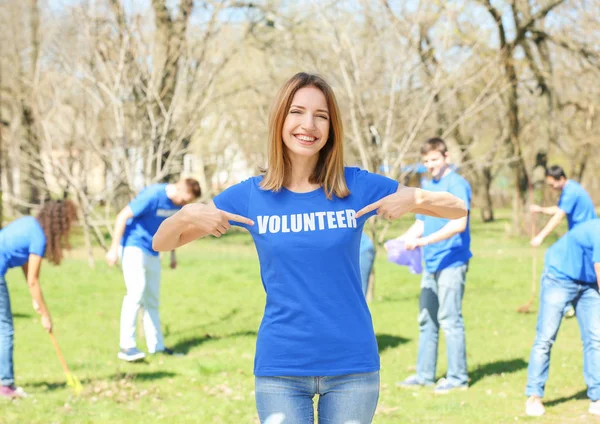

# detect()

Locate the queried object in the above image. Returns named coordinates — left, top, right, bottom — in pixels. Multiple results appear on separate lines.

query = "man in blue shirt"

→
left=530, top=165, right=596, bottom=318
left=530, top=165, right=596, bottom=247
left=524, top=219, right=600, bottom=417
left=106, top=178, right=200, bottom=361
left=396, top=138, right=472, bottom=394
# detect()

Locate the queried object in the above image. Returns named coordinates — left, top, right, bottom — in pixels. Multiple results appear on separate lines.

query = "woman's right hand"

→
left=181, top=203, right=254, bottom=237
left=41, top=313, right=53, bottom=333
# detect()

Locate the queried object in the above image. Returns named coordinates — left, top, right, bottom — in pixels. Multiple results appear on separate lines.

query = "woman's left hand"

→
left=356, top=188, right=417, bottom=220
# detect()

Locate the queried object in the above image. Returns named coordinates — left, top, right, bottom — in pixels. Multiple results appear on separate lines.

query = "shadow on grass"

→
left=376, top=334, right=410, bottom=353
left=28, top=371, right=178, bottom=391
left=379, top=294, right=420, bottom=304
left=168, top=308, right=241, bottom=338
left=12, top=313, right=32, bottom=319
left=469, top=358, right=528, bottom=386
left=545, top=389, right=588, bottom=407
left=172, top=330, right=257, bottom=354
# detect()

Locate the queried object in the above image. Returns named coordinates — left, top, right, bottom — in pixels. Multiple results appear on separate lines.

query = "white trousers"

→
left=119, top=246, right=164, bottom=353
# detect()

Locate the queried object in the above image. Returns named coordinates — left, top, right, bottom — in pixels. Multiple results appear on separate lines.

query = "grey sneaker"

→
left=118, top=347, right=146, bottom=362
left=433, top=378, right=468, bottom=394
left=396, top=375, right=434, bottom=389
left=590, top=400, right=600, bottom=416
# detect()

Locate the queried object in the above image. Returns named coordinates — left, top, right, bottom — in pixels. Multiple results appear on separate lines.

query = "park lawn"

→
left=1, top=210, right=598, bottom=423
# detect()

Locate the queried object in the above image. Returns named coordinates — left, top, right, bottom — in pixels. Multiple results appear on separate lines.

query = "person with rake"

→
left=0, top=200, right=77, bottom=399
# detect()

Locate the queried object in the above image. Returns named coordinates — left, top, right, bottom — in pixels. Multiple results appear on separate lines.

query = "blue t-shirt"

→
left=0, top=216, right=47, bottom=278
left=121, top=184, right=181, bottom=256
left=213, top=167, right=398, bottom=377
left=545, top=219, right=600, bottom=283
left=558, top=180, right=597, bottom=229
left=416, top=171, right=472, bottom=273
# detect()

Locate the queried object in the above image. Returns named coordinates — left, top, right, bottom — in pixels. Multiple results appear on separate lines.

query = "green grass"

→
left=2, top=210, right=598, bottom=423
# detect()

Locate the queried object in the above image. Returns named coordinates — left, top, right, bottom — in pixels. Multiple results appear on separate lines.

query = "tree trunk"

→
left=480, top=166, right=494, bottom=222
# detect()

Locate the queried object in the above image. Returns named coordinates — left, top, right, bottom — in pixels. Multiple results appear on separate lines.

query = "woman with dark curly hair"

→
left=0, top=199, right=77, bottom=399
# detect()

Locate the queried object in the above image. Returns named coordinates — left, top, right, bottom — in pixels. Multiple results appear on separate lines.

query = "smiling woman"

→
left=152, top=72, right=467, bottom=424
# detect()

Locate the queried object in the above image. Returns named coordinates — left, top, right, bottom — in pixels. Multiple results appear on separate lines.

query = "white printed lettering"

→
left=303, top=213, right=315, bottom=231
left=326, top=211, right=337, bottom=229
left=269, top=216, right=281, bottom=233
left=291, top=214, right=302, bottom=232
left=315, top=212, right=326, bottom=230
left=335, top=210, right=346, bottom=228
left=258, top=216, right=269, bottom=234
left=281, top=215, right=290, bottom=233
left=346, top=209, right=357, bottom=228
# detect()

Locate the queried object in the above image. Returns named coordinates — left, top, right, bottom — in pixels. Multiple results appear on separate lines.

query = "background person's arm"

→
left=395, top=220, right=425, bottom=241
left=405, top=216, right=468, bottom=250
left=106, top=206, right=134, bottom=266
left=530, top=205, right=560, bottom=215
left=531, top=209, right=566, bottom=246
left=22, top=255, right=52, bottom=332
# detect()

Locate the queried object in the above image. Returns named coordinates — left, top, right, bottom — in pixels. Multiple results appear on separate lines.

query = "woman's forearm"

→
left=415, top=189, right=468, bottom=219
left=153, top=207, right=210, bottom=251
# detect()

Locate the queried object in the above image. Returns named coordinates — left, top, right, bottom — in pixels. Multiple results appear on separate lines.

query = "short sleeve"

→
left=213, top=178, right=254, bottom=228
left=558, top=185, right=576, bottom=215
left=29, top=227, right=46, bottom=258
left=129, top=186, right=159, bottom=217
left=448, top=177, right=471, bottom=211
left=352, top=168, right=400, bottom=220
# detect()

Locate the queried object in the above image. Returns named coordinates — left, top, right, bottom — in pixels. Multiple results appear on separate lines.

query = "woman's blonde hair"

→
left=260, top=72, right=349, bottom=199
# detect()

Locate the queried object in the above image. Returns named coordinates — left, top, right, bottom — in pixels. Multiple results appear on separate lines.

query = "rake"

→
left=517, top=210, right=538, bottom=313
left=49, top=332, right=83, bottom=395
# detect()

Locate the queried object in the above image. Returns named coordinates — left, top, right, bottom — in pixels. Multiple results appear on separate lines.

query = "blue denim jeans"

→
left=526, top=271, right=600, bottom=401
left=255, top=371, right=380, bottom=424
left=359, top=248, right=375, bottom=298
left=416, top=264, right=468, bottom=386
left=0, top=276, right=15, bottom=386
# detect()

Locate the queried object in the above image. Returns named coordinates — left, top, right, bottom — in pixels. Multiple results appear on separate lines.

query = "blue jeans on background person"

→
left=359, top=247, right=375, bottom=297
left=0, top=276, right=15, bottom=387
left=416, top=264, right=468, bottom=386
left=526, top=271, right=600, bottom=401
left=255, top=371, right=380, bottom=424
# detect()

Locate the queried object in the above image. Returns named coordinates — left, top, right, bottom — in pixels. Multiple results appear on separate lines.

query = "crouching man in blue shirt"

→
left=106, top=178, right=201, bottom=362
left=525, top=219, right=600, bottom=417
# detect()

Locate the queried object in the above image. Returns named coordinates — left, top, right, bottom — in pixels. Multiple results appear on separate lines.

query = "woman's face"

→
left=281, top=86, right=330, bottom=160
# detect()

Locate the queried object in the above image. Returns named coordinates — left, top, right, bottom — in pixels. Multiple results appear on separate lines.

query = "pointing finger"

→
left=223, top=211, right=254, bottom=226
left=355, top=201, right=381, bottom=219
